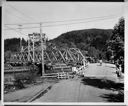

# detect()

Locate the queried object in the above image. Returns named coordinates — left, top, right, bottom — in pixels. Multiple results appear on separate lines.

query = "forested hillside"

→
left=4, top=38, right=27, bottom=52
left=50, top=28, right=113, bottom=59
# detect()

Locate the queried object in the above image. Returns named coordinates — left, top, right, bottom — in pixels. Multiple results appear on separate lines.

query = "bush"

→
left=14, top=70, right=37, bottom=89
left=14, top=78, right=25, bottom=89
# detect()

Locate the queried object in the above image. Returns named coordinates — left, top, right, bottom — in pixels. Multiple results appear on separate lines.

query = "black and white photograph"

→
left=2, top=1, right=125, bottom=104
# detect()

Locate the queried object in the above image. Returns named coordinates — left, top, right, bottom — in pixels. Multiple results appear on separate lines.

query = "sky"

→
left=3, top=2, right=124, bottom=40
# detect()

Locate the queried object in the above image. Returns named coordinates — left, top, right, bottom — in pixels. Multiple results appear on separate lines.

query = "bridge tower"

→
left=28, top=31, right=46, bottom=76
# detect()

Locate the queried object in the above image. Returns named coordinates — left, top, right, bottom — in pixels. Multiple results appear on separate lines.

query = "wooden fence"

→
left=42, top=72, right=74, bottom=79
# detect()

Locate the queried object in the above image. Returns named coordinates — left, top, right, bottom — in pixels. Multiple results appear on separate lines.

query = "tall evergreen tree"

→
left=108, top=17, right=124, bottom=61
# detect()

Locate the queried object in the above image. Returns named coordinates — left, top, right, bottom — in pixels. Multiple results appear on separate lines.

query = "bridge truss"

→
left=9, top=33, right=86, bottom=66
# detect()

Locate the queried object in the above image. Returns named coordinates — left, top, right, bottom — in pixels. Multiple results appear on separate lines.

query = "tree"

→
left=112, top=17, right=124, bottom=60
left=112, top=17, right=124, bottom=41
left=106, top=47, right=113, bottom=61
left=4, top=38, right=28, bottom=52
left=107, top=17, right=124, bottom=62
left=87, top=46, right=100, bottom=59
left=4, top=50, right=12, bottom=63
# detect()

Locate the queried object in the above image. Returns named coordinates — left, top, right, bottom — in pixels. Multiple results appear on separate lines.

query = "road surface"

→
left=34, top=63, right=124, bottom=102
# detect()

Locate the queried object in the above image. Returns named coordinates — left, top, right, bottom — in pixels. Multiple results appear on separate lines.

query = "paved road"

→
left=34, top=63, right=124, bottom=102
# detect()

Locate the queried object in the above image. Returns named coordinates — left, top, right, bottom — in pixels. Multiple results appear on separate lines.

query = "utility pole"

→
left=40, top=23, right=45, bottom=76
left=33, top=33, right=35, bottom=63
left=18, top=25, right=22, bottom=52
left=28, top=35, right=30, bottom=62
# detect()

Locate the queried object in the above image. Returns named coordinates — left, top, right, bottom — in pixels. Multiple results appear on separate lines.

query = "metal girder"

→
left=8, top=33, right=85, bottom=65
left=9, top=47, right=85, bottom=65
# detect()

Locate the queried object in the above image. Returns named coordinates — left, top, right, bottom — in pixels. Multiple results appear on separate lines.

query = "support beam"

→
left=32, top=33, right=35, bottom=63
left=28, top=35, right=30, bottom=61
left=40, top=23, right=45, bottom=76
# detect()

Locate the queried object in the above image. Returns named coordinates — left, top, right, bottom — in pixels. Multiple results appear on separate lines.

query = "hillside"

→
left=50, top=28, right=113, bottom=59
left=4, top=38, right=27, bottom=52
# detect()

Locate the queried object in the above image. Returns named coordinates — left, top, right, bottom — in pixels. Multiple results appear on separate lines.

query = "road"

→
left=34, top=63, right=124, bottom=102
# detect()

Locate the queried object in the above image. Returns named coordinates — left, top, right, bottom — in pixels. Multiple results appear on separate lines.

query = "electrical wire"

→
left=6, top=3, right=37, bottom=22
left=4, top=15, right=119, bottom=30
left=5, top=9, right=30, bottom=23
left=5, top=14, right=120, bottom=26
left=5, top=26, right=27, bottom=35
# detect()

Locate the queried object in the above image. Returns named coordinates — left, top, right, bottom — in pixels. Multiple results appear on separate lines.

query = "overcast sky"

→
left=3, top=2, right=124, bottom=40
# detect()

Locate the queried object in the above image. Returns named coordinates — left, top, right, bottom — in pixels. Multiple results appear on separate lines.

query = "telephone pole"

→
left=33, top=33, right=35, bottom=63
left=28, top=35, right=30, bottom=62
left=40, top=23, right=45, bottom=76
left=18, top=25, right=22, bottom=52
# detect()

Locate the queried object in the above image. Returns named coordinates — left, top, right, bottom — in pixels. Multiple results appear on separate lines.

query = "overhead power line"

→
left=4, top=15, right=119, bottom=30
left=5, top=26, right=27, bottom=35
left=5, top=9, right=30, bottom=23
left=6, top=3, right=37, bottom=22
left=4, top=14, right=120, bottom=26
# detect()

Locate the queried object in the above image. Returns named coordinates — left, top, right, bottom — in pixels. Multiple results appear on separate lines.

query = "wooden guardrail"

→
left=4, top=66, right=30, bottom=73
left=42, top=72, right=74, bottom=79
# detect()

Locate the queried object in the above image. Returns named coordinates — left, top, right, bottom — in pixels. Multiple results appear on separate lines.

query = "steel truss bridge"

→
left=8, top=33, right=86, bottom=66
left=10, top=47, right=85, bottom=65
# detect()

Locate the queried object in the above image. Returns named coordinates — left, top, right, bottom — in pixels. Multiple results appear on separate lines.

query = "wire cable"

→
left=5, top=9, right=30, bottom=23
left=5, top=14, right=120, bottom=26
left=6, top=3, right=37, bottom=22
left=4, top=15, right=120, bottom=30
left=5, top=26, right=27, bottom=35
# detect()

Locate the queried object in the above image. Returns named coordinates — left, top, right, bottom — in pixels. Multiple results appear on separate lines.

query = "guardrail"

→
left=42, top=72, right=74, bottom=79
left=4, top=68, right=30, bottom=73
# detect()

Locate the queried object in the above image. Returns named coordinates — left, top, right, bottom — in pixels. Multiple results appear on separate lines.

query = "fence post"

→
left=57, top=73, right=59, bottom=79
